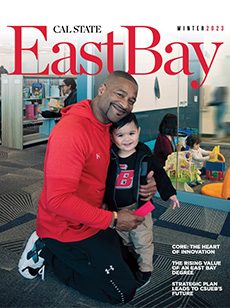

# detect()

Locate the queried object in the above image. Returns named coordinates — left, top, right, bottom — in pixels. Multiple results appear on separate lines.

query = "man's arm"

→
left=44, top=121, right=113, bottom=230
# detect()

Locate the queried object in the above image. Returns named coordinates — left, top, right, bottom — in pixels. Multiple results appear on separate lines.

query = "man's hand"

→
left=169, top=195, right=180, bottom=210
left=139, top=171, right=157, bottom=202
left=116, top=208, right=144, bottom=231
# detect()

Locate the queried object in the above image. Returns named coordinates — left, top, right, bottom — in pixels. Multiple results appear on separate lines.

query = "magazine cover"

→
left=0, top=0, right=229, bottom=307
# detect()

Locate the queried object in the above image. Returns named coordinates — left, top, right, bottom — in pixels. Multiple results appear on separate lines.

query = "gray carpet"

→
left=0, top=143, right=230, bottom=308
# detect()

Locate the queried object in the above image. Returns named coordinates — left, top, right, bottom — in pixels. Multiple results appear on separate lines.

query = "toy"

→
left=164, top=151, right=196, bottom=183
left=133, top=201, right=155, bottom=216
left=164, top=151, right=205, bottom=191
left=32, top=83, right=45, bottom=98
left=205, top=146, right=226, bottom=181
left=48, top=98, right=64, bottom=111
left=201, top=168, right=230, bottom=199
left=195, top=169, right=203, bottom=184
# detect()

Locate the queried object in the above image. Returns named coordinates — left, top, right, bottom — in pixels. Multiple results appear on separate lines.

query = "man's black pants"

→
left=41, top=228, right=137, bottom=305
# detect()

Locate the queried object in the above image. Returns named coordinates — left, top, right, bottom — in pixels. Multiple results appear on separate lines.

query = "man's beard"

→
left=105, top=102, right=128, bottom=123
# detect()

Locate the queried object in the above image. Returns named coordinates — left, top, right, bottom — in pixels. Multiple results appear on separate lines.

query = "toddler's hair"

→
left=110, top=113, right=139, bottom=133
left=186, top=134, right=201, bottom=148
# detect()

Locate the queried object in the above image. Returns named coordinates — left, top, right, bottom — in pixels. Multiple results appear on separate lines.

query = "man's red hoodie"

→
left=36, top=100, right=113, bottom=242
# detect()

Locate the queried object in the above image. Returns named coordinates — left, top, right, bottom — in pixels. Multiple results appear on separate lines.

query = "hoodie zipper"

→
left=135, top=155, right=148, bottom=201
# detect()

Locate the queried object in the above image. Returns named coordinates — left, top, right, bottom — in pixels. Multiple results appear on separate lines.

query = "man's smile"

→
left=110, top=102, right=128, bottom=115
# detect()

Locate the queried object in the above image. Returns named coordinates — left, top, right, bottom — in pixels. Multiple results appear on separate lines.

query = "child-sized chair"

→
left=201, top=168, right=230, bottom=199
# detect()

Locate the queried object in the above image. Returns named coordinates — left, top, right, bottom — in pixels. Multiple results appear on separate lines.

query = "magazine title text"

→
left=8, top=25, right=223, bottom=89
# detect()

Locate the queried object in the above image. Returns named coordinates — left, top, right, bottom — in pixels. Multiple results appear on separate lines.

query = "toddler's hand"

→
left=169, top=195, right=180, bottom=210
left=209, top=153, right=215, bottom=159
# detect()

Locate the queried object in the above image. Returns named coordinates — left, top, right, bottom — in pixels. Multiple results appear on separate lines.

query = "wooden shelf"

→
left=1, top=74, right=76, bottom=150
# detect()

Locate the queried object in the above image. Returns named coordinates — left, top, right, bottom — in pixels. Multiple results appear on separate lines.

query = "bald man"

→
left=18, top=71, right=156, bottom=305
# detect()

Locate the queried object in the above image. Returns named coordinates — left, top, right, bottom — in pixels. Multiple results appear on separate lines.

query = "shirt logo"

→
left=116, top=164, right=134, bottom=189
left=96, top=153, right=101, bottom=159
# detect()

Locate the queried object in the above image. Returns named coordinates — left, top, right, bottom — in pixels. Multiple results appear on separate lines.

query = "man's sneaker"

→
left=18, top=231, right=45, bottom=280
left=135, top=270, right=151, bottom=290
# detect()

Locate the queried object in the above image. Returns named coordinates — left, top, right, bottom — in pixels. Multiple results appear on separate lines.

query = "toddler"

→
left=186, top=134, right=215, bottom=175
left=104, top=113, right=180, bottom=289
